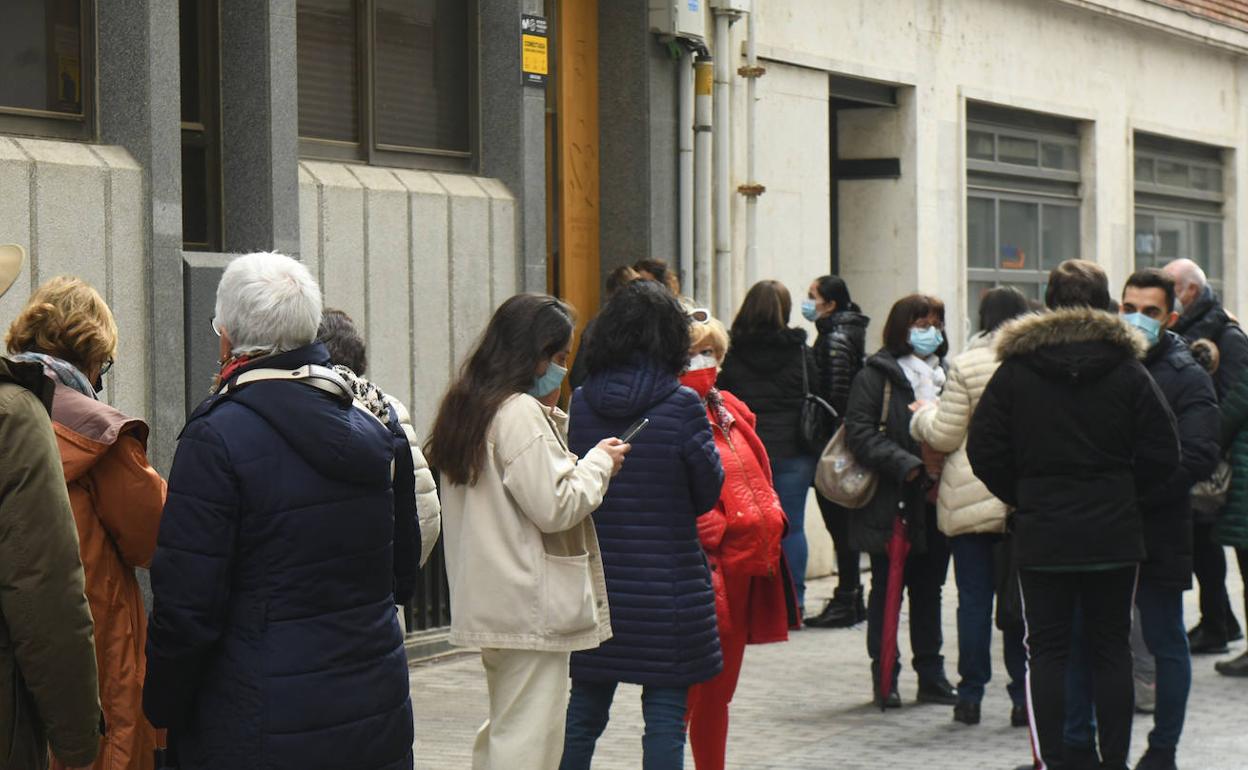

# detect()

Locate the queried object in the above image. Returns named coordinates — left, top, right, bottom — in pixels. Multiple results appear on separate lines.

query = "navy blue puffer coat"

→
left=143, top=344, right=414, bottom=770
left=568, top=362, right=725, bottom=687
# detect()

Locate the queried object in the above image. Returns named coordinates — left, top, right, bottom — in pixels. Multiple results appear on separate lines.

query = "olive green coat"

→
left=0, top=357, right=101, bottom=769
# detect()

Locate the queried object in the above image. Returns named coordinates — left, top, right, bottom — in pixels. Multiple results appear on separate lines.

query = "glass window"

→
left=967, top=197, right=995, bottom=269
left=1041, top=142, right=1077, bottom=172
left=998, top=136, right=1039, bottom=167
left=999, top=201, right=1038, bottom=271
left=0, top=0, right=92, bottom=140
left=1156, top=160, right=1188, bottom=188
left=1041, top=205, right=1079, bottom=271
left=967, top=131, right=994, bottom=161
left=1134, top=156, right=1154, bottom=184
left=297, top=0, right=473, bottom=167
left=181, top=0, right=221, bottom=251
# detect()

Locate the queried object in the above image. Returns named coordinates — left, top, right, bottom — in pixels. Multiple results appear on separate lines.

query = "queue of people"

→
left=2, top=247, right=1247, bottom=770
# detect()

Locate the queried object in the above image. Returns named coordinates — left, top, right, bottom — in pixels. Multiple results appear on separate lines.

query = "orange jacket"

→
left=47, top=383, right=166, bottom=770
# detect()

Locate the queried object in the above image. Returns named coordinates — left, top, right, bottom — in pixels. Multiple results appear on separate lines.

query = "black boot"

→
left=1010, top=704, right=1029, bottom=728
left=1215, top=650, right=1248, bottom=677
left=916, top=676, right=958, bottom=705
left=805, top=586, right=864, bottom=628
left=1134, top=746, right=1177, bottom=770
left=953, top=700, right=981, bottom=725
left=1189, top=625, right=1231, bottom=655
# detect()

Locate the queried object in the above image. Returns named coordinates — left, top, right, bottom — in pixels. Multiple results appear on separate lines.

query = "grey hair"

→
left=215, top=252, right=322, bottom=356
left=1165, top=258, right=1208, bottom=292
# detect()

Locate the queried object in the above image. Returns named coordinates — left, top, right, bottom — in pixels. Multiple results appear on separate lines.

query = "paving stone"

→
left=409, top=561, right=1248, bottom=769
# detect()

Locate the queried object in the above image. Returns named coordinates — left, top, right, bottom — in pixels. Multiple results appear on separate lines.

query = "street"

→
left=409, top=567, right=1248, bottom=769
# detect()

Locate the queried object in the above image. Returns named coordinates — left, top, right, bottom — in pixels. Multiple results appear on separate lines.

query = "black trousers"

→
left=1019, top=566, right=1138, bottom=770
left=816, top=491, right=861, bottom=593
left=866, top=510, right=950, bottom=685
left=1192, top=521, right=1242, bottom=637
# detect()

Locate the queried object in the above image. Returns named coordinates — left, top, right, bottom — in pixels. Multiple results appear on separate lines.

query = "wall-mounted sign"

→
left=522, top=14, right=548, bottom=87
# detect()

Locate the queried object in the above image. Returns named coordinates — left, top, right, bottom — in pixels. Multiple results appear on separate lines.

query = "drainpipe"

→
left=679, top=48, right=695, bottom=298
left=712, top=9, right=735, bottom=320
left=694, top=55, right=714, bottom=309
left=738, top=9, right=765, bottom=287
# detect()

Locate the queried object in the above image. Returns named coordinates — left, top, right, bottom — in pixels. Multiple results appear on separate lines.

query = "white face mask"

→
left=688, top=353, right=718, bottom=371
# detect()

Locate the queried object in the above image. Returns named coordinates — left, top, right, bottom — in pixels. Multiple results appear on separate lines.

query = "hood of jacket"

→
left=0, top=356, right=54, bottom=412
left=724, top=327, right=809, bottom=373
left=213, top=343, right=394, bottom=487
left=1172, top=285, right=1235, bottom=344
left=50, top=382, right=149, bottom=483
left=864, top=349, right=915, bottom=393
left=579, top=359, right=682, bottom=419
left=995, top=307, right=1147, bottom=385
left=815, top=310, right=870, bottom=337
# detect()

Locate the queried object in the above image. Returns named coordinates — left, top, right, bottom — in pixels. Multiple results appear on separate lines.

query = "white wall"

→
left=298, top=161, right=518, bottom=436
left=0, top=137, right=150, bottom=421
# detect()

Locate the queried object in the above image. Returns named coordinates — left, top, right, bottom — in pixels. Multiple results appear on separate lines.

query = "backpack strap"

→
left=218, top=364, right=389, bottom=432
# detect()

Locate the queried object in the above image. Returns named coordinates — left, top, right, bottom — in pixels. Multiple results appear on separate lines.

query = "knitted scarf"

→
left=10, top=351, right=97, bottom=400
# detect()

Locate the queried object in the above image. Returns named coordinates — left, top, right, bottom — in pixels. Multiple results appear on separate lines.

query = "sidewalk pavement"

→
left=409, top=564, right=1248, bottom=769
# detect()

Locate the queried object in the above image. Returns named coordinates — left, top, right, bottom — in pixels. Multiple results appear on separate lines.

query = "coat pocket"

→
left=542, top=553, right=598, bottom=636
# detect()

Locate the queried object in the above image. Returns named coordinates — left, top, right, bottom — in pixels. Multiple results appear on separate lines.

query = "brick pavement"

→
left=409, top=564, right=1248, bottom=769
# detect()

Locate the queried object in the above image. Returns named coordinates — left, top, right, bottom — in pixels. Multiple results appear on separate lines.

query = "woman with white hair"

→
left=143, top=252, right=415, bottom=770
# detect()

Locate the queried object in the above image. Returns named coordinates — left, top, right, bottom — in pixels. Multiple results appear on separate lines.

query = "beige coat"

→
left=441, top=394, right=614, bottom=652
left=385, top=396, right=442, bottom=566
left=910, top=333, right=1009, bottom=537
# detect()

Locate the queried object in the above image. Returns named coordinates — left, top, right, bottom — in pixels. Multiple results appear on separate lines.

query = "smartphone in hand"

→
left=619, top=417, right=649, bottom=444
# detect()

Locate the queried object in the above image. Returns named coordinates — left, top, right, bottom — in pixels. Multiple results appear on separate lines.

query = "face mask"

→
left=680, top=367, right=718, bottom=399
left=909, top=326, right=943, bottom=358
left=688, top=353, right=718, bottom=371
left=528, top=361, right=568, bottom=399
left=800, top=299, right=819, bottom=322
left=1124, top=312, right=1162, bottom=347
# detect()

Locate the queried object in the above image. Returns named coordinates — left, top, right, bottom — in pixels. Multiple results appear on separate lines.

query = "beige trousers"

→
left=472, top=648, right=571, bottom=770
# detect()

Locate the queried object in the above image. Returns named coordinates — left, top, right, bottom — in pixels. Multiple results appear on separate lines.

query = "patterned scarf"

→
left=333, top=365, right=392, bottom=425
left=10, top=351, right=97, bottom=400
left=705, top=387, right=734, bottom=434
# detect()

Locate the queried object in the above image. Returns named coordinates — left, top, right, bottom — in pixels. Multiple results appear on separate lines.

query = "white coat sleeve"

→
left=501, top=434, right=614, bottom=535
left=388, top=398, right=442, bottom=567
left=910, top=358, right=972, bottom=454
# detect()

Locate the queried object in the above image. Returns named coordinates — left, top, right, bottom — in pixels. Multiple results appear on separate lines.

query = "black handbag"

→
left=994, top=521, right=1024, bottom=631
left=798, top=347, right=838, bottom=455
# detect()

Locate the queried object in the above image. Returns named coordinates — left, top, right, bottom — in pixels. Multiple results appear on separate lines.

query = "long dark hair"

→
left=731, top=280, right=792, bottom=337
left=585, top=280, right=690, bottom=375
left=426, top=294, right=574, bottom=486
left=978, top=287, right=1030, bottom=334
left=814, top=275, right=859, bottom=313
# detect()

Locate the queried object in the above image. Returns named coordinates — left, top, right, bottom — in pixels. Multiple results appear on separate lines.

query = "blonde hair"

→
left=6, top=276, right=118, bottom=371
left=690, top=317, right=730, bottom=362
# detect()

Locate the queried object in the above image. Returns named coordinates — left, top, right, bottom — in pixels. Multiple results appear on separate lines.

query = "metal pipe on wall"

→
left=712, top=9, right=734, bottom=321
left=694, top=56, right=714, bottom=309
left=742, top=8, right=761, bottom=286
left=679, top=49, right=695, bottom=298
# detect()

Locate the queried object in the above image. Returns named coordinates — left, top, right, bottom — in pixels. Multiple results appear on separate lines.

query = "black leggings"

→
left=816, top=491, right=861, bottom=592
left=1019, top=567, right=1138, bottom=770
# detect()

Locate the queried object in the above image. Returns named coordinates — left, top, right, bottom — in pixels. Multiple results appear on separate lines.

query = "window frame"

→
left=0, top=0, right=96, bottom=142
left=297, top=0, right=479, bottom=172
left=181, top=0, right=223, bottom=252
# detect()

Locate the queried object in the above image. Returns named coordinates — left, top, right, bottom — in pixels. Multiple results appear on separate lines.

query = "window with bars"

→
left=1133, top=134, right=1225, bottom=294
left=296, top=0, right=474, bottom=170
left=0, top=0, right=93, bottom=141
left=966, top=105, right=1082, bottom=329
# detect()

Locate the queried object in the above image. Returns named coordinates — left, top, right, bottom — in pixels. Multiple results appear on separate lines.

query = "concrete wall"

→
left=298, top=161, right=518, bottom=436
left=0, top=137, right=150, bottom=421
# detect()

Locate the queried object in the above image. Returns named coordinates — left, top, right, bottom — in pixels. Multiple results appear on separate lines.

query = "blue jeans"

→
left=1065, top=579, right=1191, bottom=752
left=948, top=534, right=1027, bottom=707
left=561, top=680, right=689, bottom=770
left=771, top=455, right=817, bottom=610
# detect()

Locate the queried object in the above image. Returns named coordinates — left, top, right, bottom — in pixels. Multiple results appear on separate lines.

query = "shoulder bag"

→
left=798, top=348, right=839, bottom=454
left=814, top=379, right=892, bottom=509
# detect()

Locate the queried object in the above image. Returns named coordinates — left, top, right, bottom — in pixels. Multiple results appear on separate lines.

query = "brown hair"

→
left=6, top=276, right=117, bottom=372
left=633, top=258, right=680, bottom=295
left=1046, top=259, right=1110, bottom=311
left=730, top=280, right=792, bottom=337
left=881, top=294, right=933, bottom=356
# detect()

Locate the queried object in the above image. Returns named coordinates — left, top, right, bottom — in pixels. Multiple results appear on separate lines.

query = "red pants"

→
left=686, top=572, right=750, bottom=770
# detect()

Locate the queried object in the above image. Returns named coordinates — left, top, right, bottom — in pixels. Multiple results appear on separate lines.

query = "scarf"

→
left=705, top=388, right=734, bottom=434
left=10, top=351, right=97, bottom=399
left=333, top=365, right=392, bottom=425
left=897, top=353, right=946, bottom=403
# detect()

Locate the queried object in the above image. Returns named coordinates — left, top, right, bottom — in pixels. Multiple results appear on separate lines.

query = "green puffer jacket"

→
left=1218, top=364, right=1248, bottom=548
left=0, top=357, right=101, bottom=769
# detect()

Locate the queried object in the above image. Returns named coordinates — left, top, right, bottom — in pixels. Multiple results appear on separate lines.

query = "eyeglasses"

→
left=209, top=317, right=222, bottom=337
left=99, top=358, right=114, bottom=377
left=688, top=308, right=711, bottom=324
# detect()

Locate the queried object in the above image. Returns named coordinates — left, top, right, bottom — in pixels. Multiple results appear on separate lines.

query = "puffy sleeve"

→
left=679, top=394, right=724, bottom=516
left=144, top=417, right=240, bottom=731
left=388, top=397, right=441, bottom=567
left=910, top=357, right=972, bottom=454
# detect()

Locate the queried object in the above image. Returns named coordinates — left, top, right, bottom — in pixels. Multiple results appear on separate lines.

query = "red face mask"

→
left=680, top=366, right=718, bottom=399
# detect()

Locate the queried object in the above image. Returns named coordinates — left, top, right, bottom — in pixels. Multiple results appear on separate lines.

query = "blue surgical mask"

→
left=801, top=299, right=819, bottom=322
left=1124, top=312, right=1162, bottom=347
left=909, top=326, right=943, bottom=358
left=528, top=361, right=568, bottom=399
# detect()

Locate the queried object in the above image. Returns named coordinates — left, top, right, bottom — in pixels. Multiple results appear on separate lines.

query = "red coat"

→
left=696, top=390, right=799, bottom=644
